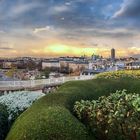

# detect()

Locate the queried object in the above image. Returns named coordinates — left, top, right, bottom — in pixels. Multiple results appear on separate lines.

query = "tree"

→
left=42, top=68, right=51, bottom=78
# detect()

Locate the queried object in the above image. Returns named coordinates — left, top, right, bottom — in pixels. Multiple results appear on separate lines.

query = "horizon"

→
left=0, top=0, right=140, bottom=58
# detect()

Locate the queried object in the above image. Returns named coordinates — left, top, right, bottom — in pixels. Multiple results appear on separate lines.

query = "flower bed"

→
left=0, top=91, right=45, bottom=121
left=0, top=91, right=45, bottom=140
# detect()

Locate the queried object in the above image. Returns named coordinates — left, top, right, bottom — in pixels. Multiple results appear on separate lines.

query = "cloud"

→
left=127, top=47, right=140, bottom=57
left=1, top=2, right=42, bottom=20
left=65, top=2, right=71, bottom=6
left=62, top=27, right=135, bottom=39
left=33, top=26, right=53, bottom=34
left=0, top=47, right=13, bottom=50
left=129, top=47, right=140, bottom=51
left=0, top=41, right=14, bottom=50
left=0, top=0, right=139, bottom=57
left=48, top=5, right=71, bottom=15
left=113, top=0, right=140, bottom=18
left=0, top=30, right=5, bottom=33
left=11, top=3, right=39, bottom=17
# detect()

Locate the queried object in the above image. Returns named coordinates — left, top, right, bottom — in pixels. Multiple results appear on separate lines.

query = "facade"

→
left=69, top=61, right=89, bottom=72
left=59, top=59, right=73, bottom=68
left=115, top=61, right=125, bottom=69
left=81, top=69, right=104, bottom=76
left=126, top=61, right=140, bottom=70
left=42, top=60, right=60, bottom=69
left=2, top=62, right=12, bottom=69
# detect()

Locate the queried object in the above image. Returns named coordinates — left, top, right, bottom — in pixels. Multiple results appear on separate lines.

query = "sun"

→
left=44, top=44, right=70, bottom=54
left=43, top=44, right=98, bottom=56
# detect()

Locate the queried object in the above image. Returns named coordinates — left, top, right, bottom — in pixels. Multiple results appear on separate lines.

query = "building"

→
left=126, top=61, right=140, bottom=70
left=111, top=48, right=115, bottom=61
left=81, top=69, right=104, bottom=76
left=42, top=60, right=60, bottom=70
left=2, top=62, right=12, bottom=69
left=68, top=61, right=89, bottom=72
left=115, top=61, right=125, bottom=69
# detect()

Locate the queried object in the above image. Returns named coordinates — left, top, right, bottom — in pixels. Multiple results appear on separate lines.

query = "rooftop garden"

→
left=0, top=70, right=139, bottom=140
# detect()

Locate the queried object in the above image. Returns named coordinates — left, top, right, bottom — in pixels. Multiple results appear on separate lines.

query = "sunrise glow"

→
left=0, top=0, right=139, bottom=58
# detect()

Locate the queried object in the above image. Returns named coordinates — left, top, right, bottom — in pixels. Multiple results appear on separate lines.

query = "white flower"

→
left=0, top=90, right=45, bottom=120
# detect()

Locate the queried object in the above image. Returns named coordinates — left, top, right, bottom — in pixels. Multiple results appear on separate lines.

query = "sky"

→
left=0, top=0, right=140, bottom=58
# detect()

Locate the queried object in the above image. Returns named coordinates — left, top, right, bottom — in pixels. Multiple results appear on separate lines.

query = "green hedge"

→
left=0, top=104, right=9, bottom=140
left=6, top=78, right=140, bottom=140
left=97, top=70, right=140, bottom=79
left=74, top=90, right=140, bottom=140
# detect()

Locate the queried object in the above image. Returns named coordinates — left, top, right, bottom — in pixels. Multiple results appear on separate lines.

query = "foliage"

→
left=97, top=70, right=140, bottom=79
left=0, top=104, right=9, bottom=140
left=6, top=78, right=140, bottom=140
left=5, top=67, right=17, bottom=78
left=41, top=68, right=51, bottom=78
left=74, top=90, right=140, bottom=140
left=26, top=60, right=37, bottom=70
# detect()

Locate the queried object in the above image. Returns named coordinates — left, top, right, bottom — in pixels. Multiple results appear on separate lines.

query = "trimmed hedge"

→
left=6, top=78, right=140, bottom=140
left=97, top=70, right=140, bottom=79
left=0, top=104, right=9, bottom=140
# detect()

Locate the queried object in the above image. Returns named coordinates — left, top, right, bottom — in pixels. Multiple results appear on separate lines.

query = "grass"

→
left=6, top=78, right=140, bottom=140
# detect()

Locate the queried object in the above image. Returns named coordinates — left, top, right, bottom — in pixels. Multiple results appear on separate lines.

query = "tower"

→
left=111, top=48, right=115, bottom=61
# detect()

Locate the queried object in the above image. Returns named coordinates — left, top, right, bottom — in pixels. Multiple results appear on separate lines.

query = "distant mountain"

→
left=132, top=54, right=140, bottom=58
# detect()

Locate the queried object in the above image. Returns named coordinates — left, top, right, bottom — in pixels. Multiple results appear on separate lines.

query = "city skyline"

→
left=0, top=0, right=140, bottom=58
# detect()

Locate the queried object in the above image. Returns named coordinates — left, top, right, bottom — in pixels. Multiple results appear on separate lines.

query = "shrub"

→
left=6, top=79, right=140, bottom=140
left=97, top=70, right=140, bottom=79
left=74, top=90, right=140, bottom=140
left=0, top=104, right=9, bottom=140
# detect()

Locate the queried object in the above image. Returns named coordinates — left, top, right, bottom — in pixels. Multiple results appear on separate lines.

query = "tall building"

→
left=111, top=48, right=115, bottom=60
